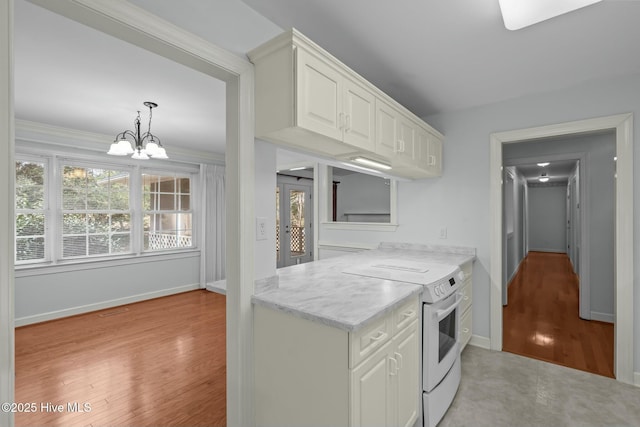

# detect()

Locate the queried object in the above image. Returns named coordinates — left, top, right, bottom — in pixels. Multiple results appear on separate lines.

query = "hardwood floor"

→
left=15, top=290, right=226, bottom=427
left=503, top=252, right=614, bottom=378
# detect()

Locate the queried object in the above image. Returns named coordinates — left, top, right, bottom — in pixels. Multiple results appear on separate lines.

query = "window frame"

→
left=14, top=154, right=51, bottom=265
left=14, top=148, right=201, bottom=270
left=58, top=160, right=135, bottom=260
left=141, top=169, right=196, bottom=253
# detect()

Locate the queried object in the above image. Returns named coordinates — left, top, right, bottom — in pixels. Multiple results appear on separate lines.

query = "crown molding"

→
left=15, top=119, right=225, bottom=165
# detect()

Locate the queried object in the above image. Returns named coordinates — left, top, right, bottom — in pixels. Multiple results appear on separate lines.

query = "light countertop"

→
left=251, top=243, right=475, bottom=332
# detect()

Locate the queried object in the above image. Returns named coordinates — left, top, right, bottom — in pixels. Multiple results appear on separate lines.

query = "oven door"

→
left=423, top=292, right=461, bottom=392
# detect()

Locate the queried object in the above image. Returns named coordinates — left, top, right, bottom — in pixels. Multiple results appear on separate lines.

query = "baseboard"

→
left=507, top=256, right=525, bottom=286
left=15, top=283, right=200, bottom=327
left=528, top=248, right=566, bottom=254
left=590, top=311, right=614, bottom=323
left=469, top=334, right=491, bottom=350
left=206, top=280, right=226, bottom=295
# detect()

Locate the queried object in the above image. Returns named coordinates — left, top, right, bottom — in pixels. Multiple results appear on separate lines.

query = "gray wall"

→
left=335, top=171, right=390, bottom=222
left=504, top=168, right=527, bottom=287
left=15, top=255, right=200, bottom=324
left=528, top=185, right=567, bottom=253
left=504, top=132, right=616, bottom=320
left=317, top=72, right=640, bottom=371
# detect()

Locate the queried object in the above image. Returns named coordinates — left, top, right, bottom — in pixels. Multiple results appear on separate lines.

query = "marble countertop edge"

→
left=252, top=286, right=422, bottom=333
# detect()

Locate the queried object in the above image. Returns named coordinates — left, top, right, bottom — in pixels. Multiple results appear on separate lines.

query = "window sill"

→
left=15, top=249, right=200, bottom=278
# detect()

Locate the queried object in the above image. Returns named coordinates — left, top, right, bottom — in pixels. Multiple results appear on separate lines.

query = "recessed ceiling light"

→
left=537, top=162, right=550, bottom=167
left=498, top=0, right=602, bottom=31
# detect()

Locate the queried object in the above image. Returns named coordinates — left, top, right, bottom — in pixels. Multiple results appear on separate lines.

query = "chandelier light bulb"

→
left=108, top=102, right=168, bottom=160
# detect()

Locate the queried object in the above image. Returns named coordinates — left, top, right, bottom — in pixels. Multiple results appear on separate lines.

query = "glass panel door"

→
left=276, top=179, right=313, bottom=268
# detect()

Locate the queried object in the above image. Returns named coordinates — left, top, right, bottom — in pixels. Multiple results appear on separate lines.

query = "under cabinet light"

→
left=352, top=157, right=392, bottom=171
left=341, top=162, right=381, bottom=175
left=289, top=167, right=307, bottom=171
left=498, top=0, right=602, bottom=31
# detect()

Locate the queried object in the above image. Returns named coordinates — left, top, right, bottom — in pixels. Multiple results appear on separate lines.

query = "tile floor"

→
left=439, top=346, right=640, bottom=426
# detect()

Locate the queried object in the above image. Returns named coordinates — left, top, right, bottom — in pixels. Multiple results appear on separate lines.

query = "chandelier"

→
left=108, top=101, right=168, bottom=160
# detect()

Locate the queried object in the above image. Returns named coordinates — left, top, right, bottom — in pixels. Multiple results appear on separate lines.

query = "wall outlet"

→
left=256, top=217, right=267, bottom=241
left=439, top=227, right=447, bottom=239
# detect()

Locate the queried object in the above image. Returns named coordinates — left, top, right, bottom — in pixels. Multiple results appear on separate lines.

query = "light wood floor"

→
left=15, top=290, right=226, bottom=427
left=503, top=252, right=614, bottom=378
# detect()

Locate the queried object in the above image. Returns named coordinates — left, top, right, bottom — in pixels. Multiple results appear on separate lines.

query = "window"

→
left=14, top=153, right=198, bottom=266
left=142, top=173, right=193, bottom=251
left=61, top=165, right=131, bottom=258
left=15, top=159, right=47, bottom=263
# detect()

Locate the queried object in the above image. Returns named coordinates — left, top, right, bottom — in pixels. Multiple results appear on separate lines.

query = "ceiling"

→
left=512, top=160, right=578, bottom=185
left=14, top=0, right=640, bottom=158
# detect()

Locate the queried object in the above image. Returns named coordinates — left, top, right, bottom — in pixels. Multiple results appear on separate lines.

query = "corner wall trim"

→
left=590, top=311, right=614, bottom=324
left=469, top=334, right=491, bottom=350
left=15, top=283, right=200, bottom=327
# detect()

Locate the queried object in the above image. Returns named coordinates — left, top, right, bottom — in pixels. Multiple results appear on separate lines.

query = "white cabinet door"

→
left=396, top=116, right=416, bottom=163
left=351, top=340, right=393, bottom=427
left=296, top=48, right=343, bottom=140
left=427, top=133, right=442, bottom=175
left=375, top=99, right=398, bottom=158
left=394, top=322, right=420, bottom=427
left=343, top=77, right=375, bottom=151
left=416, top=128, right=443, bottom=176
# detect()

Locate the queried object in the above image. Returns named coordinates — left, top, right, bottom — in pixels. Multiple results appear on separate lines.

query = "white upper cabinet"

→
left=249, top=28, right=443, bottom=179
left=375, top=99, right=398, bottom=158
left=342, top=77, right=376, bottom=151
left=296, top=48, right=343, bottom=141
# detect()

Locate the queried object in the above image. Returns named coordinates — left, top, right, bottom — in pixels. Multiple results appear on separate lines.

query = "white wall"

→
left=319, top=72, right=640, bottom=372
left=528, top=185, right=567, bottom=252
left=254, top=140, right=277, bottom=280
left=335, top=171, right=390, bottom=222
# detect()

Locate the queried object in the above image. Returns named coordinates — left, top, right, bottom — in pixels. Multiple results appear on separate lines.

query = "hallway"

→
left=502, top=252, right=614, bottom=378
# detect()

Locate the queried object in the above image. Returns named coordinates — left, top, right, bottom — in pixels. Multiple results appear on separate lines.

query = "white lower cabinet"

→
left=254, top=296, right=420, bottom=427
left=351, top=319, right=419, bottom=427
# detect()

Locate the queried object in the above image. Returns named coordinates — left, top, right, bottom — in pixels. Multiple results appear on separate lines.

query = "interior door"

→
left=277, top=181, right=313, bottom=268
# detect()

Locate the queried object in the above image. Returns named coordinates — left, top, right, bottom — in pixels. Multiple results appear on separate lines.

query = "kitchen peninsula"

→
left=253, top=242, right=475, bottom=427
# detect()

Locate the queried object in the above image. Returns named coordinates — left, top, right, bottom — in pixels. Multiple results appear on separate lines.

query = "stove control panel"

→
left=422, top=267, right=462, bottom=303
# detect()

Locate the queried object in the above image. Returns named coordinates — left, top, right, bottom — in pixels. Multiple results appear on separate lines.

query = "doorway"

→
left=276, top=172, right=314, bottom=268
left=1, top=1, right=255, bottom=426
left=489, top=114, right=634, bottom=384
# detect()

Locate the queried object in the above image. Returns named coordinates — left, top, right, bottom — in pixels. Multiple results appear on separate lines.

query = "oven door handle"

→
left=435, top=296, right=462, bottom=321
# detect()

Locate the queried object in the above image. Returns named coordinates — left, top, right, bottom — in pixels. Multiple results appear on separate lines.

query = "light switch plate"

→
left=256, top=217, right=267, bottom=241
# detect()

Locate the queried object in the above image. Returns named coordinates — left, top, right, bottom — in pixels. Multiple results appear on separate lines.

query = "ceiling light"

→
left=108, top=102, right=168, bottom=160
left=352, top=157, right=392, bottom=170
left=538, top=173, right=550, bottom=183
left=498, top=0, right=602, bottom=31
left=537, top=162, right=550, bottom=167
